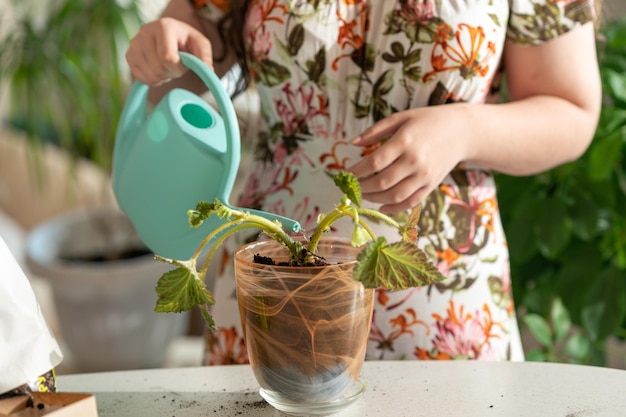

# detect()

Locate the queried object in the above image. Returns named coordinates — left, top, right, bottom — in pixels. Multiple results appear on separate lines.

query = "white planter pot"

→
left=25, top=206, right=187, bottom=372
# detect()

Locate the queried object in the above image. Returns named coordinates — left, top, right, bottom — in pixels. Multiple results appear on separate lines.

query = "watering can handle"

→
left=179, top=52, right=241, bottom=202
left=178, top=53, right=301, bottom=233
left=113, top=52, right=241, bottom=205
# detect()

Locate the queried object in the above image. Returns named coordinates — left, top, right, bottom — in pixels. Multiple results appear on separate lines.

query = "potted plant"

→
left=154, top=171, right=445, bottom=415
left=25, top=206, right=188, bottom=372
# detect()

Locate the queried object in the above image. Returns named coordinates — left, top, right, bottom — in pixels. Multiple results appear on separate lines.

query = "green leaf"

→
left=287, top=23, right=304, bottom=56
left=605, top=69, right=626, bottom=103
left=332, top=171, right=362, bottom=207
left=390, top=41, right=404, bottom=57
left=154, top=258, right=216, bottom=329
left=564, top=332, right=590, bottom=360
left=405, top=49, right=421, bottom=65
left=382, top=52, right=401, bottom=63
left=404, top=205, right=422, bottom=234
left=372, top=97, right=393, bottom=121
left=594, top=108, right=626, bottom=137
left=567, top=187, right=601, bottom=241
left=188, top=200, right=231, bottom=228
left=488, top=13, right=501, bottom=26
left=306, top=48, right=326, bottom=84
left=372, top=69, right=395, bottom=98
left=581, top=266, right=626, bottom=341
left=353, top=99, right=371, bottom=118
left=351, top=225, right=370, bottom=247
left=404, top=66, right=422, bottom=82
left=554, top=245, right=604, bottom=323
left=188, top=201, right=217, bottom=227
left=353, top=238, right=446, bottom=289
left=587, top=128, right=622, bottom=181
left=518, top=266, right=555, bottom=315
left=351, top=43, right=376, bottom=72
left=550, top=298, right=571, bottom=343
left=523, top=313, right=552, bottom=348
left=257, top=58, right=291, bottom=86
left=525, top=349, right=546, bottom=362
left=534, top=198, right=571, bottom=259
left=502, top=192, right=542, bottom=262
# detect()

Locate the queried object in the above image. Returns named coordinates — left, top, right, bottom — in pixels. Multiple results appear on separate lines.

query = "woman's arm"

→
left=465, top=22, right=601, bottom=175
left=348, top=23, right=601, bottom=214
left=125, top=0, right=237, bottom=103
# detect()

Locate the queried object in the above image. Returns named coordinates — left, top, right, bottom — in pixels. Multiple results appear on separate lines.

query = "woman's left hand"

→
left=347, top=105, right=470, bottom=214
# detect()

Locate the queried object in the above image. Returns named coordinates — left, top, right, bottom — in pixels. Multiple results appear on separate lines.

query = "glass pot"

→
left=234, top=238, right=374, bottom=415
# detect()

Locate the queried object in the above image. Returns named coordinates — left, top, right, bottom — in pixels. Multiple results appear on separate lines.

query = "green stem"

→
left=357, top=216, right=376, bottom=241
left=307, top=208, right=346, bottom=254
left=356, top=207, right=402, bottom=230
left=199, top=223, right=273, bottom=278
left=306, top=206, right=384, bottom=257
left=193, top=210, right=299, bottom=277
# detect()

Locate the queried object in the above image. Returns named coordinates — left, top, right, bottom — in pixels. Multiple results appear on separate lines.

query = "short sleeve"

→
left=189, top=0, right=230, bottom=21
left=507, top=0, right=595, bottom=45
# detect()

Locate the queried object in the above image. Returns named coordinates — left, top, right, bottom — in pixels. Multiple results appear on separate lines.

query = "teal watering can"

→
left=112, top=52, right=301, bottom=259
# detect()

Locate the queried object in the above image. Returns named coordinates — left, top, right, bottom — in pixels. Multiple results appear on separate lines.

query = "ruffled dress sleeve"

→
left=507, top=0, right=595, bottom=45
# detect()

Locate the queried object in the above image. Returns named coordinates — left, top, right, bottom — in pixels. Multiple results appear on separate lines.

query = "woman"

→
left=126, top=0, right=601, bottom=364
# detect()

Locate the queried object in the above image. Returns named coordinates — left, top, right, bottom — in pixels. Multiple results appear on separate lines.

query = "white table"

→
left=57, top=361, right=626, bottom=416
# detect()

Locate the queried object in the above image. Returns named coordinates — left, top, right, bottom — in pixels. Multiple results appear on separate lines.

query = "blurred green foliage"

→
left=497, top=17, right=626, bottom=365
left=0, top=0, right=143, bottom=173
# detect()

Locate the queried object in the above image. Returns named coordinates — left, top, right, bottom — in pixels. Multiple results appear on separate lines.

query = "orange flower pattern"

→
left=194, top=0, right=594, bottom=366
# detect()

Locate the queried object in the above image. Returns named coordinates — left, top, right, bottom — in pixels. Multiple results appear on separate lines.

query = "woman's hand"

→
left=347, top=105, right=471, bottom=214
left=348, top=22, right=600, bottom=215
left=125, top=17, right=214, bottom=86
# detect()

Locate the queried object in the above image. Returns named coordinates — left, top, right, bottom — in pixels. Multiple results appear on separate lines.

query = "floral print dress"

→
left=190, top=0, right=594, bottom=363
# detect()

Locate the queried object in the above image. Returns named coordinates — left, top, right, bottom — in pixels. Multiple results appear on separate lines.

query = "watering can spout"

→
left=246, top=209, right=301, bottom=233
left=112, top=52, right=301, bottom=259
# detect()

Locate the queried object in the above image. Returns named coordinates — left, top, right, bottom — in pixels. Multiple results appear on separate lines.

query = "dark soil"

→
left=253, top=252, right=331, bottom=267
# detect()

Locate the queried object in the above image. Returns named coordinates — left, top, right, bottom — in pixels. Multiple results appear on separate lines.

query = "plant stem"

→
left=357, top=207, right=402, bottom=230
left=192, top=210, right=299, bottom=278
left=199, top=223, right=273, bottom=277
left=307, top=208, right=346, bottom=254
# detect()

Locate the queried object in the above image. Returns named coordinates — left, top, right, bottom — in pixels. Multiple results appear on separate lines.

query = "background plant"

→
left=0, top=0, right=143, bottom=175
left=496, top=16, right=626, bottom=365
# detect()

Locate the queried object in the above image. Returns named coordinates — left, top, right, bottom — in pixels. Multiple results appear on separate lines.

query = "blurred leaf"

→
left=517, top=261, right=557, bottom=314
left=600, top=218, right=626, bottom=269
left=0, top=0, right=143, bottom=173
left=523, top=313, right=552, bottom=347
left=564, top=332, right=590, bottom=360
left=581, top=267, right=626, bottom=341
left=525, top=349, right=546, bottom=362
left=555, top=244, right=604, bottom=323
left=605, top=69, right=626, bottom=103
left=550, top=298, right=571, bottom=343
left=567, top=187, right=602, bottom=240
left=587, top=128, right=622, bottom=181
left=593, top=108, right=626, bottom=137
left=534, top=198, right=571, bottom=259
left=505, top=196, right=542, bottom=262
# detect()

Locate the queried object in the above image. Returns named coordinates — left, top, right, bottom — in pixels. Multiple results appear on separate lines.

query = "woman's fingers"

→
left=351, top=112, right=408, bottom=146
left=125, top=18, right=214, bottom=86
